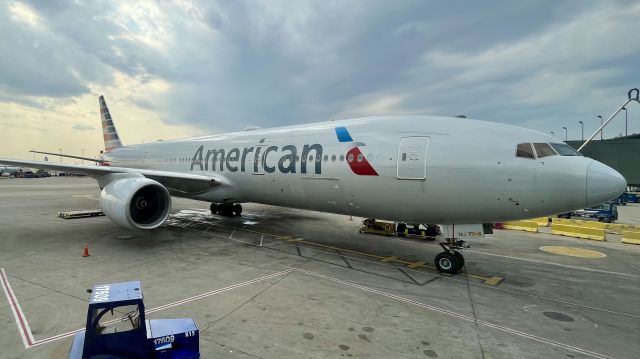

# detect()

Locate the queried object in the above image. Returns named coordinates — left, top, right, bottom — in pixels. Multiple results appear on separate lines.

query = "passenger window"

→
left=533, top=143, right=557, bottom=158
left=516, top=143, right=535, bottom=159
left=550, top=143, right=581, bottom=156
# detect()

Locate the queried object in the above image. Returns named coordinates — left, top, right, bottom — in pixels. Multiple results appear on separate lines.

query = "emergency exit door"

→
left=397, top=136, right=429, bottom=179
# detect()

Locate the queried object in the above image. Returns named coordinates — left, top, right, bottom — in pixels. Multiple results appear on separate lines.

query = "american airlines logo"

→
left=190, top=142, right=324, bottom=174
left=189, top=127, right=378, bottom=176
left=335, top=127, right=378, bottom=176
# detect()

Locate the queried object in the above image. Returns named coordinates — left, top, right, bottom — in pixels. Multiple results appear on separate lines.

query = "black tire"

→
left=453, top=251, right=465, bottom=269
left=397, top=223, right=407, bottom=236
left=210, top=203, right=219, bottom=214
left=233, top=204, right=243, bottom=216
left=425, top=225, right=439, bottom=237
left=219, top=206, right=233, bottom=216
left=435, top=252, right=460, bottom=274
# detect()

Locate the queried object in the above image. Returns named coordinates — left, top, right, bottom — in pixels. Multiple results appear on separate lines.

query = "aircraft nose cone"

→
left=586, top=161, right=626, bottom=207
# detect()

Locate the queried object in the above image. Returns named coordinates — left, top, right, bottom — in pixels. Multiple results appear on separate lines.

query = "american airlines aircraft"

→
left=0, top=96, right=626, bottom=273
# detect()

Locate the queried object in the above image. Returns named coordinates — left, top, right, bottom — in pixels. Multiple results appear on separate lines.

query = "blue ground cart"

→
left=68, top=281, right=199, bottom=359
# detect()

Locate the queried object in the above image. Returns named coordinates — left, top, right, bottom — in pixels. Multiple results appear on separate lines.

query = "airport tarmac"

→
left=1, top=177, right=640, bottom=359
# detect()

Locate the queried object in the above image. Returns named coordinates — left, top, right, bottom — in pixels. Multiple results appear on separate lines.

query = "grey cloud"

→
left=2, top=0, right=639, bottom=139
left=72, top=123, right=94, bottom=131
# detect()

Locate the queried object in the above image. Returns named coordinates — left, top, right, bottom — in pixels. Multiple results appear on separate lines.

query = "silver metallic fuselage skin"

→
left=104, top=116, right=626, bottom=224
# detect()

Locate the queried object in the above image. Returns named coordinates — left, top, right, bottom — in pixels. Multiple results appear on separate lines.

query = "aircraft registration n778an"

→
left=0, top=96, right=626, bottom=273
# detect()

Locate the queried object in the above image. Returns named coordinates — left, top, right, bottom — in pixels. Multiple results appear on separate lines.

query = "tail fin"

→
left=99, top=95, right=123, bottom=151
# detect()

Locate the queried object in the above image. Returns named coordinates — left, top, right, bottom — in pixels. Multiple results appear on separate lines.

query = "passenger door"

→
left=397, top=136, right=430, bottom=180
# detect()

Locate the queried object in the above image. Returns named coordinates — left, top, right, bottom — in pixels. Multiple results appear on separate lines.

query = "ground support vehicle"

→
left=560, top=202, right=619, bottom=223
left=396, top=223, right=439, bottom=239
left=359, top=218, right=396, bottom=236
left=624, top=192, right=638, bottom=203
left=69, top=281, right=199, bottom=359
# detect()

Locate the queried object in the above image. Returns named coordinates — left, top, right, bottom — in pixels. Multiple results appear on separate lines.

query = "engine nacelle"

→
left=100, top=177, right=171, bottom=230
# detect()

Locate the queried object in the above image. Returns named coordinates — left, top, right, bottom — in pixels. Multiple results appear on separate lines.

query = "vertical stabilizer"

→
left=99, top=95, right=123, bottom=151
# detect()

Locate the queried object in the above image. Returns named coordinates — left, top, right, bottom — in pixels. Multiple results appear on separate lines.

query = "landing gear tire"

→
left=212, top=203, right=242, bottom=217
left=232, top=204, right=243, bottom=216
left=453, top=251, right=465, bottom=268
left=219, top=205, right=233, bottom=217
left=397, top=223, right=407, bottom=236
left=435, top=252, right=459, bottom=274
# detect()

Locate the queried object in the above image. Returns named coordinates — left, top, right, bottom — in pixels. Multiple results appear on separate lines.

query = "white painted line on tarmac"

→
left=0, top=268, right=35, bottom=348
left=144, top=268, right=295, bottom=314
left=71, top=194, right=99, bottom=201
left=467, top=250, right=639, bottom=278
left=296, top=268, right=615, bottom=359
left=23, top=268, right=296, bottom=348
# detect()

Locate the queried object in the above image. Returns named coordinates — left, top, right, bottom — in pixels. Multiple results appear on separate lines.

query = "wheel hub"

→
left=439, top=257, right=452, bottom=270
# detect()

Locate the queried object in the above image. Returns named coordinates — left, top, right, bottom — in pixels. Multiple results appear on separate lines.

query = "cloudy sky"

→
left=1, top=0, right=639, bottom=160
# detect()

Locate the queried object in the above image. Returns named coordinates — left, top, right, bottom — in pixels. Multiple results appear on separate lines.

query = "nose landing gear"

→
left=210, top=203, right=243, bottom=216
left=434, top=238, right=468, bottom=274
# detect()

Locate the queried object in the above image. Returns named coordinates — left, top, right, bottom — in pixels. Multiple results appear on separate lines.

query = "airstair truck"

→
left=68, top=281, right=199, bottom=359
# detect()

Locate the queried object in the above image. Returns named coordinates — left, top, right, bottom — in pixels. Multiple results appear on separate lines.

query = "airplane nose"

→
left=586, top=161, right=627, bottom=207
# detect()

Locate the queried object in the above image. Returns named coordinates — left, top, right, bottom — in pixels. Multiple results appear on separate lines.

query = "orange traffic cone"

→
left=82, top=243, right=90, bottom=257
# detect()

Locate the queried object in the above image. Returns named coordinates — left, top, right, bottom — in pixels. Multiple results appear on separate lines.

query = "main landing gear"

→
left=210, top=203, right=242, bottom=216
left=434, top=238, right=468, bottom=274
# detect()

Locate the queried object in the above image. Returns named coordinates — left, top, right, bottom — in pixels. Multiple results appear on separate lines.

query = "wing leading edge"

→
left=0, top=158, right=223, bottom=195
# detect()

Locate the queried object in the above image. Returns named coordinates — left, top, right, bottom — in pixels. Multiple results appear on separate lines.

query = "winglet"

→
left=99, top=95, right=123, bottom=151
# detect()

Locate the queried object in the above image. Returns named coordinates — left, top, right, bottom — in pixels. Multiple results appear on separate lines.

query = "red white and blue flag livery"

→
left=334, top=126, right=378, bottom=176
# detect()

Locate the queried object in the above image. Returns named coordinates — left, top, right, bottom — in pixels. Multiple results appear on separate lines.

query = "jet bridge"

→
left=567, top=138, right=640, bottom=186
left=568, top=88, right=640, bottom=186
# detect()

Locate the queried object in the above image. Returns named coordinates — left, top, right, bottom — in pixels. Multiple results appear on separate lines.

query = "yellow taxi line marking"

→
left=380, top=256, right=399, bottom=263
left=539, top=246, right=606, bottom=258
left=406, top=261, right=427, bottom=269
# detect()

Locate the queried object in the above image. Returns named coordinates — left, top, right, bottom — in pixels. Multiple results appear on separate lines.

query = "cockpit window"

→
left=550, top=143, right=581, bottom=156
left=516, top=143, right=535, bottom=159
left=533, top=143, right=557, bottom=158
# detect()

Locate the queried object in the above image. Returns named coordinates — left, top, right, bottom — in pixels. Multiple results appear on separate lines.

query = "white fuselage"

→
left=102, top=116, right=626, bottom=224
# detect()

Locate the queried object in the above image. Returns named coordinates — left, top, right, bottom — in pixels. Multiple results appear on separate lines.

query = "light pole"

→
left=579, top=121, right=584, bottom=141
left=59, top=148, right=62, bottom=177
left=81, top=148, right=85, bottom=165
left=597, top=115, right=603, bottom=140
left=562, top=126, right=567, bottom=141
left=622, top=107, right=628, bottom=137
left=550, top=131, right=555, bottom=137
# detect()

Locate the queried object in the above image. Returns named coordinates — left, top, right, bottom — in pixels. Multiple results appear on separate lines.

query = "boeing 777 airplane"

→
left=0, top=96, right=626, bottom=273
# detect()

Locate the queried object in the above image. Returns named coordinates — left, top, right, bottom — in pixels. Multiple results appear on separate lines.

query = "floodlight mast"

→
left=578, top=88, right=640, bottom=152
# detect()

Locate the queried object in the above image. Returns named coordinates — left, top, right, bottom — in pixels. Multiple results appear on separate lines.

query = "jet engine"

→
left=100, top=177, right=171, bottom=230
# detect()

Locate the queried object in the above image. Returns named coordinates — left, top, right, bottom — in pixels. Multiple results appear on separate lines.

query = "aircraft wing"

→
left=0, top=158, right=223, bottom=195
left=29, top=150, right=107, bottom=163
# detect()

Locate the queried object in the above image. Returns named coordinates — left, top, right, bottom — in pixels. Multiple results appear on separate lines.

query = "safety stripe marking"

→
left=0, top=268, right=35, bottom=348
